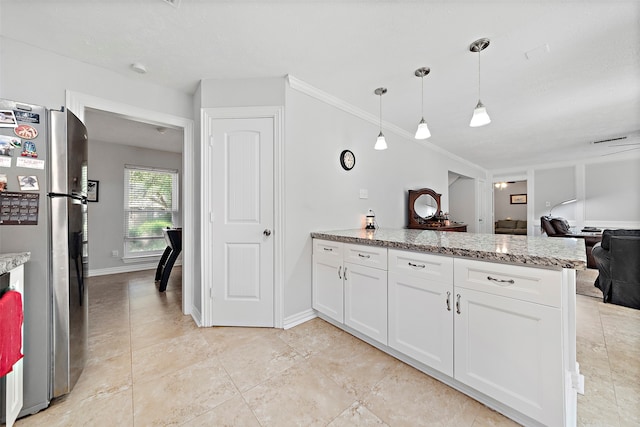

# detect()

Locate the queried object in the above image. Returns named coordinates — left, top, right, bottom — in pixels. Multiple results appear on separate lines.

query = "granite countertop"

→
left=311, top=229, right=587, bottom=270
left=0, top=252, right=31, bottom=275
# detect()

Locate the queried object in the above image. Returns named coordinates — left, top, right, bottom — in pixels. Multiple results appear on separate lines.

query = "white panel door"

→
left=312, top=254, right=344, bottom=323
left=344, top=262, right=388, bottom=345
left=388, top=272, right=454, bottom=376
left=210, top=118, right=274, bottom=326
left=454, top=288, right=563, bottom=425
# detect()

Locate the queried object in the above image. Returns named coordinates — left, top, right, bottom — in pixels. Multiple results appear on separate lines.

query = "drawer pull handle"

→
left=408, top=262, right=426, bottom=269
left=446, top=291, right=451, bottom=311
left=487, top=276, right=515, bottom=285
left=338, top=266, right=342, bottom=279
left=344, top=267, right=348, bottom=281
left=358, top=253, right=371, bottom=258
left=456, top=294, right=461, bottom=314
left=323, top=247, right=333, bottom=252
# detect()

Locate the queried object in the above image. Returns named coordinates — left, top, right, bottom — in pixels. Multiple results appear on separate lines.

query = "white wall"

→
left=283, top=81, right=487, bottom=319
left=585, top=158, right=640, bottom=221
left=88, top=141, right=182, bottom=274
left=494, top=181, right=527, bottom=222
left=493, top=155, right=640, bottom=235
left=0, top=38, right=193, bottom=117
left=449, top=176, right=476, bottom=232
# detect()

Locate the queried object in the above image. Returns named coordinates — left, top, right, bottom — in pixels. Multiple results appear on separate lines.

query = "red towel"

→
left=0, top=290, right=24, bottom=377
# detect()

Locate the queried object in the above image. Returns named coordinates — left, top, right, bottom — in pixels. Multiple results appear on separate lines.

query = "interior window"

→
left=123, top=165, right=179, bottom=258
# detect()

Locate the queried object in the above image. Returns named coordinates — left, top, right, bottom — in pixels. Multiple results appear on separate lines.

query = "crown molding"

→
left=286, top=75, right=487, bottom=175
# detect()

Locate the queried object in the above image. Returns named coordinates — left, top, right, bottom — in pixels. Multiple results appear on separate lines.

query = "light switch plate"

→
left=359, top=189, right=368, bottom=199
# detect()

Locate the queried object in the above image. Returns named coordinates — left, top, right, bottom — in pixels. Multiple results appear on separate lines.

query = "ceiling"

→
left=1, top=0, right=639, bottom=169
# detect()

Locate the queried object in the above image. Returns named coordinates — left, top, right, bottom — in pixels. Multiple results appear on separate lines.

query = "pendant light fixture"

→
left=469, top=38, right=491, bottom=127
left=374, top=87, right=388, bottom=150
left=414, top=67, right=431, bottom=140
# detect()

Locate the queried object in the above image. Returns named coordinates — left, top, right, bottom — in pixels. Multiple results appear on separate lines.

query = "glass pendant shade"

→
left=469, top=100, right=491, bottom=127
left=414, top=118, right=431, bottom=139
left=374, top=132, right=388, bottom=150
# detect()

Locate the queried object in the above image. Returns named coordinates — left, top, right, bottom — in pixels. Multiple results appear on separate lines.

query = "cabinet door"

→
left=388, top=271, right=453, bottom=376
left=312, top=254, right=344, bottom=323
left=344, top=262, right=388, bottom=344
left=454, top=288, right=563, bottom=426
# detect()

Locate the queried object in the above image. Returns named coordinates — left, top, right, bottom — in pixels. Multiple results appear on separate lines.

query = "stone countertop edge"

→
left=0, top=252, right=31, bottom=275
left=311, top=229, right=587, bottom=270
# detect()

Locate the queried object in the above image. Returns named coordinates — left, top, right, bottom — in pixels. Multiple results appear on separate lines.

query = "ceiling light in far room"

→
left=414, top=67, right=431, bottom=140
left=469, top=38, right=491, bottom=127
left=156, top=127, right=168, bottom=134
left=494, top=182, right=508, bottom=190
left=374, top=87, right=388, bottom=150
left=131, top=63, right=147, bottom=74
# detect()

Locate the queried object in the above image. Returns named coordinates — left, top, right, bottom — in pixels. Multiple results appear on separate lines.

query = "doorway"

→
left=493, top=180, right=528, bottom=234
left=66, top=92, right=195, bottom=316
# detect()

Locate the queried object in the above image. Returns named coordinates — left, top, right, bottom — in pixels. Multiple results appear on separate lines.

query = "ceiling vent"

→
left=162, top=0, right=180, bottom=8
left=591, top=136, right=627, bottom=145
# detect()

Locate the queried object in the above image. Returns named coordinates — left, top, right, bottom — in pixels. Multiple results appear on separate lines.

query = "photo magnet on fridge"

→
left=0, top=110, right=18, bottom=127
left=14, top=111, right=40, bottom=124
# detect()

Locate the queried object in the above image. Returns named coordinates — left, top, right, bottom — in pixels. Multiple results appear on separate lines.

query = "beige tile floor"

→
left=15, top=268, right=640, bottom=427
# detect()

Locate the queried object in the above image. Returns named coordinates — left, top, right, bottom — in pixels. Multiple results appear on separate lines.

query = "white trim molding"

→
left=283, top=309, right=317, bottom=330
left=66, top=90, right=196, bottom=318
left=286, top=74, right=486, bottom=174
left=200, top=106, right=285, bottom=329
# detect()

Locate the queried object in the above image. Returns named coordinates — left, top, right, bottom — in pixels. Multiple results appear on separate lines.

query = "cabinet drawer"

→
left=388, top=249, right=453, bottom=283
left=454, top=258, right=562, bottom=307
left=313, top=239, right=343, bottom=258
left=344, top=243, right=387, bottom=270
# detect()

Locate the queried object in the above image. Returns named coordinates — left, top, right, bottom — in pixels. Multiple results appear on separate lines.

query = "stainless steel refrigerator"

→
left=0, top=99, right=88, bottom=420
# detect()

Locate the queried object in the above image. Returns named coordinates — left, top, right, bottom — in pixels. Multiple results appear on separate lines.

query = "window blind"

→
left=123, top=165, right=179, bottom=257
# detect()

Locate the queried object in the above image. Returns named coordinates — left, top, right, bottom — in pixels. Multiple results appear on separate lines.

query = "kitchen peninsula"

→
left=311, top=229, right=585, bottom=427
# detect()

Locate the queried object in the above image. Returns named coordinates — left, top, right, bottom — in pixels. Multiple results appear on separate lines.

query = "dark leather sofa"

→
left=540, top=216, right=601, bottom=268
left=592, top=229, right=640, bottom=309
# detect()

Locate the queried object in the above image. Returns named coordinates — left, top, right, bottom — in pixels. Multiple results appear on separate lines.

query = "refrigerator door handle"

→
left=47, top=192, right=87, bottom=204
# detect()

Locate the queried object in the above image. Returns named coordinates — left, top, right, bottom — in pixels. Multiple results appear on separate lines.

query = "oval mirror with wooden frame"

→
left=408, top=188, right=441, bottom=228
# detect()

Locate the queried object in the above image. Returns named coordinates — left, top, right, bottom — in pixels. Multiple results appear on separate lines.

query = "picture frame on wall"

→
left=87, top=180, right=99, bottom=202
left=510, top=193, right=527, bottom=204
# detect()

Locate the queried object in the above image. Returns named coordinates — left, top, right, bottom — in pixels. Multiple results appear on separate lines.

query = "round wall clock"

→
left=340, top=149, right=355, bottom=171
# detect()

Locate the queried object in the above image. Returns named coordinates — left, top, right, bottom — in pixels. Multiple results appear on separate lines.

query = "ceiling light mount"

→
left=131, top=63, right=147, bottom=74
left=469, top=38, right=490, bottom=53
left=414, top=66, right=432, bottom=140
left=374, top=87, right=388, bottom=150
left=414, top=67, right=430, bottom=78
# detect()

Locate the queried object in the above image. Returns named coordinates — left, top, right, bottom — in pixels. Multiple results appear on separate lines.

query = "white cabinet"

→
left=312, top=240, right=388, bottom=345
left=453, top=258, right=564, bottom=427
left=312, top=240, right=344, bottom=323
left=4, top=264, right=24, bottom=427
left=344, top=261, right=387, bottom=344
left=388, top=249, right=454, bottom=376
left=311, top=236, right=577, bottom=426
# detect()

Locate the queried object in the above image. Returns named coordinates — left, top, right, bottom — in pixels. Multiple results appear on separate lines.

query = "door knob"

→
left=263, top=229, right=272, bottom=236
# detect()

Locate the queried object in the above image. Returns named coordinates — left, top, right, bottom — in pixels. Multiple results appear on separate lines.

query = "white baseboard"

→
left=88, top=261, right=182, bottom=277
left=283, top=309, right=317, bottom=330
left=191, top=305, right=202, bottom=327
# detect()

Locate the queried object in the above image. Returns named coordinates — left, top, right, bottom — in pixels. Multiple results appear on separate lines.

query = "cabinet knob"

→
left=263, top=229, right=272, bottom=237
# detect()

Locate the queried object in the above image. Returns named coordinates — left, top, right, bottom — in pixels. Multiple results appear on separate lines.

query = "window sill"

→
left=122, top=254, right=162, bottom=264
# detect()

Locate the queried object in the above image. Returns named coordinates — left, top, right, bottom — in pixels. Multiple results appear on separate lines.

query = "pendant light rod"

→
left=414, top=67, right=431, bottom=140
left=374, top=87, right=388, bottom=150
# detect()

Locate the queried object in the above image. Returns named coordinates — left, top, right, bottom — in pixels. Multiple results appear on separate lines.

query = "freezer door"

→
left=49, top=109, right=88, bottom=397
